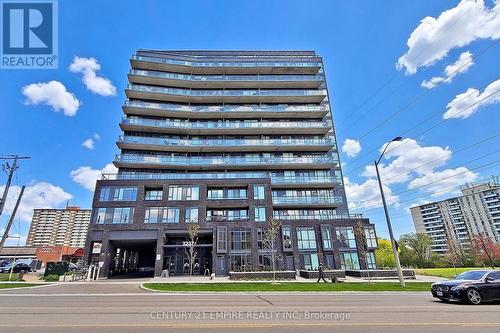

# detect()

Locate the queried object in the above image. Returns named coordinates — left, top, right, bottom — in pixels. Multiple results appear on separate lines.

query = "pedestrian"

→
left=317, top=264, right=327, bottom=283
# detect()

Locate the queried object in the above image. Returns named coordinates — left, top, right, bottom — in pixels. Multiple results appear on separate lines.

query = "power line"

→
left=341, top=39, right=499, bottom=172
left=338, top=2, right=476, bottom=127
left=343, top=83, right=500, bottom=177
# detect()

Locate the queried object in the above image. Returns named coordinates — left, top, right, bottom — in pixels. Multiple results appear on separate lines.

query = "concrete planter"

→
left=345, top=269, right=416, bottom=279
left=299, top=270, right=345, bottom=279
left=229, top=271, right=296, bottom=280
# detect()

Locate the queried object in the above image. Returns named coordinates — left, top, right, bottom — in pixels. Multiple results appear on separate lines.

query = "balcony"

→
left=271, top=195, right=343, bottom=207
left=131, top=55, right=322, bottom=75
left=114, top=154, right=336, bottom=170
left=270, top=175, right=341, bottom=188
left=117, top=135, right=335, bottom=153
left=128, top=69, right=323, bottom=89
left=120, top=117, right=331, bottom=135
left=205, top=215, right=249, bottom=222
left=125, top=84, right=327, bottom=104
left=273, top=213, right=362, bottom=221
left=122, top=100, right=329, bottom=119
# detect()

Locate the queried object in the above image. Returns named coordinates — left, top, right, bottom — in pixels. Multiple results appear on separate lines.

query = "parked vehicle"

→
left=0, top=260, right=12, bottom=268
left=0, top=262, right=32, bottom=274
left=431, top=270, right=500, bottom=304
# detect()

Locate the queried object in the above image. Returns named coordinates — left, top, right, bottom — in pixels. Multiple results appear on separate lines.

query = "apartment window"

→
left=168, top=185, right=199, bottom=201
left=364, top=226, right=377, bottom=248
left=144, top=207, right=179, bottom=224
left=321, top=225, right=333, bottom=250
left=231, top=228, right=252, bottom=253
left=185, top=207, right=199, bottom=223
left=217, top=226, right=227, bottom=253
left=366, top=252, right=376, bottom=269
left=296, top=227, right=317, bottom=251
left=93, top=208, right=106, bottom=224
left=336, top=227, right=357, bottom=249
left=112, top=207, right=133, bottom=224
left=144, top=208, right=160, bottom=224
left=207, top=209, right=248, bottom=222
left=230, top=254, right=252, bottom=272
left=162, top=208, right=179, bottom=223
left=340, top=252, right=360, bottom=269
left=257, top=228, right=264, bottom=250
left=254, top=185, right=265, bottom=200
left=255, top=207, right=266, bottom=222
left=301, top=253, right=319, bottom=270
left=207, top=188, right=247, bottom=200
left=145, top=188, right=163, bottom=201
left=99, top=187, right=137, bottom=201
left=282, top=225, right=293, bottom=251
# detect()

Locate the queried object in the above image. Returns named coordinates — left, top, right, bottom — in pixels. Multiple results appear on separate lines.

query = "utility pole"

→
left=0, top=155, right=30, bottom=219
left=0, top=186, right=25, bottom=253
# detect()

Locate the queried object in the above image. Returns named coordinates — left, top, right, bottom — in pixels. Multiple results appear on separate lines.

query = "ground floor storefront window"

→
left=301, top=253, right=319, bottom=270
left=230, top=254, right=252, bottom=272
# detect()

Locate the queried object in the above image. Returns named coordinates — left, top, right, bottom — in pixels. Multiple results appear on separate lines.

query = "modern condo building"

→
left=85, top=50, right=377, bottom=277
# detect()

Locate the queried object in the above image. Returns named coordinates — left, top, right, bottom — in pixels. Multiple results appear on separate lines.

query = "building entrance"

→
left=162, top=233, right=213, bottom=276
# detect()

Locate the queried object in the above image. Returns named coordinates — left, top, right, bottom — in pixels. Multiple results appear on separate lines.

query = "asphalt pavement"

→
left=0, top=282, right=499, bottom=333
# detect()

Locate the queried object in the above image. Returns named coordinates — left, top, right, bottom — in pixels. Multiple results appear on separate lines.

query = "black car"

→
left=431, top=270, right=500, bottom=304
left=0, top=262, right=31, bottom=274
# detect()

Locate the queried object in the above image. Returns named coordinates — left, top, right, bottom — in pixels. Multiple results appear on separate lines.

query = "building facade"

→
left=410, top=178, right=500, bottom=254
left=27, top=207, right=91, bottom=247
left=85, top=50, right=377, bottom=277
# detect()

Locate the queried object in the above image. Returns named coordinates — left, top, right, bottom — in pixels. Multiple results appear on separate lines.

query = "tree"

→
left=398, top=233, right=433, bottom=268
left=262, top=218, right=282, bottom=282
left=184, top=223, right=200, bottom=279
left=354, top=222, right=371, bottom=282
left=470, top=233, right=500, bottom=269
left=375, top=239, right=395, bottom=268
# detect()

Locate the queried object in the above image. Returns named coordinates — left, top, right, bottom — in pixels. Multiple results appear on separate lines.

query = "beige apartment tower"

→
left=26, top=207, right=91, bottom=247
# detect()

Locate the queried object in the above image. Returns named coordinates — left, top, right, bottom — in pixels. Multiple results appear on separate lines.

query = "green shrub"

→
left=43, top=274, right=60, bottom=282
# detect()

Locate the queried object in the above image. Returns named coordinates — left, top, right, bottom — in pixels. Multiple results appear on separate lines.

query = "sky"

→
left=1, top=0, right=500, bottom=246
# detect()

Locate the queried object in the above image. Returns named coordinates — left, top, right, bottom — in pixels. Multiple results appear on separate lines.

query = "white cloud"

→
left=22, top=81, right=80, bottom=116
left=362, top=139, right=452, bottom=185
left=397, top=0, right=500, bottom=74
left=342, top=138, right=362, bottom=158
left=69, top=56, right=116, bottom=96
left=82, top=139, right=95, bottom=150
left=443, top=79, right=500, bottom=119
left=408, top=167, right=478, bottom=196
left=81, top=133, right=101, bottom=150
left=70, top=163, right=117, bottom=191
left=344, top=177, right=399, bottom=210
left=421, top=51, right=474, bottom=89
left=0, top=182, right=72, bottom=222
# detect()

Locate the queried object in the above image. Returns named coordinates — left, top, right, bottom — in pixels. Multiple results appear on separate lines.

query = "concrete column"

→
left=154, top=229, right=164, bottom=277
left=98, top=230, right=111, bottom=278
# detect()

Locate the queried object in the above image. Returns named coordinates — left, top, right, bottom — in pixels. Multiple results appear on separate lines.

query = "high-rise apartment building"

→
left=85, top=50, right=377, bottom=278
left=410, top=178, right=500, bottom=254
left=27, top=207, right=91, bottom=247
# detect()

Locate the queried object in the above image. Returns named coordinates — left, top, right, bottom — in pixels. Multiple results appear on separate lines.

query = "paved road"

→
left=0, top=283, right=499, bottom=333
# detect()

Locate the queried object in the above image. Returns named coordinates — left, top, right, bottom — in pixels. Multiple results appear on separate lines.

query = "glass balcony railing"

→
left=271, top=196, right=344, bottom=205
left=123, top=100, right=328, bottom=114
left=119, top=135, right=335, bottom=149
left=130, top=69, right=324, bottom=83
left=101, top=172, right=268, bottom=180
left=127, top=84, right=327, bottom=98
left=115, top=154, right=335, bottom=166
left=121, top=117, right=330, bottom=131
left=205, top=215, right=249, bottom=222
left=273, top=213, right=362, bottom=220
left=270, top=175, right=342, bottom=184
left=132, top=55, right=321, bottom=69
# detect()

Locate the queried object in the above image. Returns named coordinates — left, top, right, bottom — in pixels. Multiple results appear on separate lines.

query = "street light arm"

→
left=376, top=137, right=403, bottom=164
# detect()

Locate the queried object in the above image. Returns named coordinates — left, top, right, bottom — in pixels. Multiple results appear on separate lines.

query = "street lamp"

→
left=374, top=136, right=405, bottom=287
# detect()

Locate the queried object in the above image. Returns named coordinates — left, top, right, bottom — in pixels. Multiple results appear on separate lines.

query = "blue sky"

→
left=1, top=0, right=499, bottom=245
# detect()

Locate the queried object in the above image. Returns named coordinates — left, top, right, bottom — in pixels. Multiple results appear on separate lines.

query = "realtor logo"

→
left=1, top=0, right=58, bottom=69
